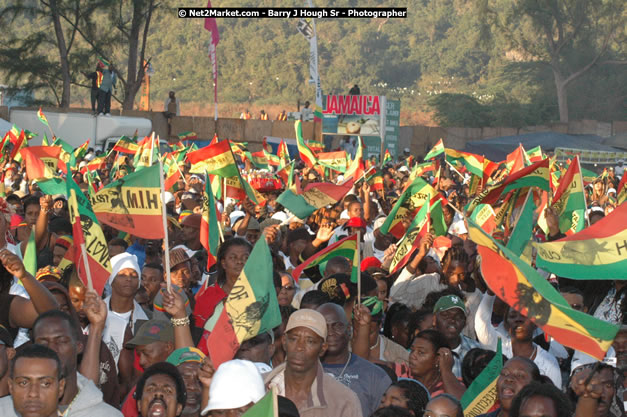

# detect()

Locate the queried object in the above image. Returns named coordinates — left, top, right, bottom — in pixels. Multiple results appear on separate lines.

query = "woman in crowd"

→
left=407, top=329, right=466, bottom=399
left=378, top=379, right=430, bottom=416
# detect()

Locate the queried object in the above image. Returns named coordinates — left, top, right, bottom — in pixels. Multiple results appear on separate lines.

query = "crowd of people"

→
left=0, top=131, right=624, bottom=417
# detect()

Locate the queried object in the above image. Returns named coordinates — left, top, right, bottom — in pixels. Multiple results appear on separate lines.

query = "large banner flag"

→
left=187, top=139, right=239, bottom=177
left=424, top=138, right=444, bottom=160
left=534, top=202, right=627, bottom=280
left=277, top=179, right=354, bottom=220
left=91, top=164, right=164, bottom=239
left=200, top=172, right=220, bottom=271
left=67, top=176, right=111, bottom=295
left=291, top=234, right=358, bottom=282
left=467, top=158, right=550, bottom=212
left=295, top=120, right=317, bottom=167
left=389, top=202, right=430, bottom=274
left=207, top=238, right=281, bottom=368
left=380, top=177, right=436, bottom=239
left=20, top=146, right=61, bottom=180
left=551, top=156, right=585, bottom=235
left=468, top=218, right=619, bottom=360
left=461, top=339, right=502, bottom=417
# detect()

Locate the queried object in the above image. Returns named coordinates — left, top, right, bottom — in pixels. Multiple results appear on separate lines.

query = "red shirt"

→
left=193, top=285, right=227, bottom=355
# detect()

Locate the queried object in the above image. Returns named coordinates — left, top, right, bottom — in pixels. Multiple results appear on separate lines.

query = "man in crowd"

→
left=31, top=310, right=122, bottom=416
left=265, top=308, right=362, bottom=417
left=317, top=303, right=391, bottom=416
left=3, top=344, right=65, bottom=417
left=135, top=362, right=186, bottom=417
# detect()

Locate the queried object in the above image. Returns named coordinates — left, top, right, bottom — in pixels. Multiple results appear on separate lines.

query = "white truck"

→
left=8, top=108, right=154, bottom=152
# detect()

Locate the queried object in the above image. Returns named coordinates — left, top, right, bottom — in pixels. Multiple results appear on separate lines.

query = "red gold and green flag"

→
left=295, top=120, right=317, bottom=167
left=207, top=237, right=281, bottom=368
left=380, top=177, right=436, bottom=239
left=445, top=148, right=484, bottom=178
left=551, top=156, right=585, bottom=235
left=366, top=167, right=384, bottom=192
left=534, top=202, right=627, bottom=280
left=526, top=146, right=544, bottom=163
left=470, top=204, right=497, bottom=235
left=344, top=137, right=365, bottom=180
left=80, top=156, right=107, bottom=174
left=10, top=130, right=27, bottom=163
left=468, top=218, right=619, bottom=360
left=291, top=234, right=358, bottom=282
left=506, top=190, right=537, bottom=257
left=307, top=140, right=324, bottom=154
left=90, top=164, right=164, bottom=239
left=318, top=151, right=348, bottom=173
left=277, top=178, right=354, bottom=220
left=73, top=140, right=90, bottom=160
left=187, top=139, right=239, bottom=177
left=67, top=175, right=111, bottom=295
left=112, top=136, right=139, bottom=154
left=178, top=131, right=198, bottom=141
left=278, top=139, right=290, bottom=162
left=250, top=150, right=269, bottom=170
left=424, top=139, right=444, bottom=160
left=467, top=158, right=550, bottom=212
left=37, top=108, right=49, bottom=126
left=200, top=172, right=220, bottom=270
left=461, top=339, right=502, bottom=417
left=133, top=135, right=159, bottom=171
left=382, top=149, right=392, bottom=165
left=505, top=145, right=527, bottom=174
left=389, top=202, right=430, bottom=274
left=20, top=146, right=61, bottom=180
left=163, top=153, right=182, bottom=191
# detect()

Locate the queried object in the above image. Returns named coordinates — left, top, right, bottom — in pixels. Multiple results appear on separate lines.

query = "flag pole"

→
left=70, top=189, right=93, bottom=291
left=356, top=230, right=361, bottom=306
left=445, top=159, right=465, bottom=180
left=158, top=155, right=172, bottom=293
left=576, top=156, right=590, bottom=228
left=79, top=243, right=94, bottom=292
left=149, top=132, right=155, bottom=167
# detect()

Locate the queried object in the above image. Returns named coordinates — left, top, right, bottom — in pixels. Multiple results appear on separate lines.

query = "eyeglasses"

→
left=280, top=286, right=295, bottom=291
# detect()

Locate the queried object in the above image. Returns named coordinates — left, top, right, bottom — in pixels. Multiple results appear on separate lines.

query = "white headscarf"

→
left=106, top=253, right=141, bottom=289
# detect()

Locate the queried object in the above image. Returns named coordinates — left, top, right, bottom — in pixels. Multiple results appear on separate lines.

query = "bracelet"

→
left=171, top=316, right=190, bottom=327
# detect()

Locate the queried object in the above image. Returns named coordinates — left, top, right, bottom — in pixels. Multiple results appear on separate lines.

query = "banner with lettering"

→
left=91, top=164, right=164, bottom=239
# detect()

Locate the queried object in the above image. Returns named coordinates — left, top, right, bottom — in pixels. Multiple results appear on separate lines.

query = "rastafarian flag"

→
left=90, top=164, right=164, bottom=239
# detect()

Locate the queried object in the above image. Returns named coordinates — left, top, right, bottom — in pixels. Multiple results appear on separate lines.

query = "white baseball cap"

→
left=201, top=360, right=265, bottom=415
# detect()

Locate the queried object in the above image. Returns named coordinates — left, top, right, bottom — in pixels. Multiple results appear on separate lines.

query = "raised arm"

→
left=474, top=293, right=499, bottom=349
left=79, top=290, right=107, bottom=384
left=4, top=250, right=58, bottom=328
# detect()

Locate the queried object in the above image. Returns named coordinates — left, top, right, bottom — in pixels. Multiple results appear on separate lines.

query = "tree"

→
left=486, top=0, right=626, bottom=122
left=0, top=0, right=90, bottom=107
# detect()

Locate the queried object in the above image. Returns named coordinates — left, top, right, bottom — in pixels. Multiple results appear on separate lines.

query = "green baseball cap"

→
left=125, top=320, right=174, bottom=348
left=166, top=347, right=205, bottom=366
left=433, top=295, right=467, bottom=315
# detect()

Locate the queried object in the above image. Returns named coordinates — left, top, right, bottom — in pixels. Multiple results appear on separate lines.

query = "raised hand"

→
left=83, top=290, right=107, bottom=331
left=0, top=250, right=26, bottom=280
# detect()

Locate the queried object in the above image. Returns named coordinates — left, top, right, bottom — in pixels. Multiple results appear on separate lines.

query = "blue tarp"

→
left=463, top=132, right=622, bottom=161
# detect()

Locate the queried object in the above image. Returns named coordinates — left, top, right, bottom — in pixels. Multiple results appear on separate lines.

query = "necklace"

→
left=336, top=353, right=352, bottom=379
left=370, top=335, right=380, bottom=350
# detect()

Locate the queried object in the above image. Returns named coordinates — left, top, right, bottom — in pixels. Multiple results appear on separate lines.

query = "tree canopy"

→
left=0, top=0, right=624, bottom=125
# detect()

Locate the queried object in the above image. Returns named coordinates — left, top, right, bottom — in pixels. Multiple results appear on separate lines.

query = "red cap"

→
left=346, top=217, right=367, bottom=228
left=361, top=256, right=381, bottom=272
